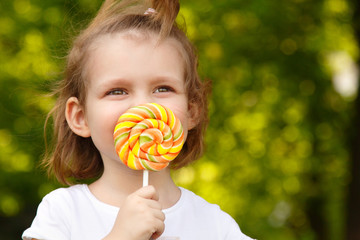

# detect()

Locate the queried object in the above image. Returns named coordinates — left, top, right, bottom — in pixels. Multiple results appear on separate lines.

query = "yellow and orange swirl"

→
left=113, top=103, right=184, bottom=171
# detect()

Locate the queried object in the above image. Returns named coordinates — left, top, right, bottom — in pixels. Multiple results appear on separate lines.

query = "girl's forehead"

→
left=83, top=30, right=187, bottom=84
left=85, top=30, right=188, bottom=77
left=89, top=30, right=185, bottom=56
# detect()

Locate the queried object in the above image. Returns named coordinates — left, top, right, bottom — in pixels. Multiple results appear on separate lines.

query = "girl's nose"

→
left=131, top=93, right=153, bottom=107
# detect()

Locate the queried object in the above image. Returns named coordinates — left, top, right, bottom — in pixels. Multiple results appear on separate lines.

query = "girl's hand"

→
left=103, top=185, right=165, bottom=240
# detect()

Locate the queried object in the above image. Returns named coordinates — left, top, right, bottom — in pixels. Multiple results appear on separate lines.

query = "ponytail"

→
left=150, top=0, right=180, bottom=38
left=88, top=0, right=180, bottom=39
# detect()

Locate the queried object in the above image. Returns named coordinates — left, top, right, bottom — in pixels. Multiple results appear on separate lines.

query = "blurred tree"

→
left=0, top=0, right=358, bottom=240
left=0, top=0, right=102, bottom=238
left=175, top=0, right=358, bottom=240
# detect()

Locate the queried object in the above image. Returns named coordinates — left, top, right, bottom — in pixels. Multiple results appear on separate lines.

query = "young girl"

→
left=23, top=0, right=254, bottom=239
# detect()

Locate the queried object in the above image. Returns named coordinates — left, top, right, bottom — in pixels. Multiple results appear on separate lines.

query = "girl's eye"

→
left=154, top=86, right=174, bottom=93
left=107, top=89, right=127, bottom=95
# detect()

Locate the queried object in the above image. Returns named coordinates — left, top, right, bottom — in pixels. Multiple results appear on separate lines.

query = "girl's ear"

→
left=65, top=97, right=91, bottom=137
left=187, top=101, right=200, bottom=130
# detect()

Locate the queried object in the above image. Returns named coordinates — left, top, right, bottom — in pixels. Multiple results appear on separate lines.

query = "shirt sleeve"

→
left=22, top=190, right=72, bottom=240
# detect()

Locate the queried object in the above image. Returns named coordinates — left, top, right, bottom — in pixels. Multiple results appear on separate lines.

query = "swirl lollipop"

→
left=113, top=103, right=185, bottom=186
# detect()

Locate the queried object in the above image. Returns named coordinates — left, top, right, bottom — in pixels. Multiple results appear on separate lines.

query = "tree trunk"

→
left=346, top=0, right=360, bottom=239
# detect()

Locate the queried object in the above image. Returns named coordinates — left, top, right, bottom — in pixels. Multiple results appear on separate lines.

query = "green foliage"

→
left=175, top=0, right=357, bottom=239
left=0, top=0, right=357, bottom=239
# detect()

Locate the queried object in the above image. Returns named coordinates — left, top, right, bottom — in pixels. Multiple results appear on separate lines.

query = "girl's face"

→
left=81, top=32, right=195, bottom=168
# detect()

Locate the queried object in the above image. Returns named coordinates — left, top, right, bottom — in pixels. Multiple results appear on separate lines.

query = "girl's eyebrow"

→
left=104, top=75, right=182, bottom=85
left=100, top=77, right=131, bottom=85
left=91, top=78, right=131, bottom=93
left=149, top=75, right=183, bottom=84
left=103, top=78, right=130, bottom=85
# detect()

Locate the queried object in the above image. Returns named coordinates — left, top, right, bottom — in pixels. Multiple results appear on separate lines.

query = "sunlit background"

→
left=0, top=0, right=359, bottom=239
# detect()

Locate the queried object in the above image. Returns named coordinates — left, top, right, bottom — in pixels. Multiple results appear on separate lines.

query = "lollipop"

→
left=113, top=103, right=185, bottom=186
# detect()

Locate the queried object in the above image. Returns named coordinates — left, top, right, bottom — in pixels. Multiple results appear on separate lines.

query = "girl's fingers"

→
left=151, top=218, right=165, bottom=239
left=152, top=207, right=165, bottom=221
left=115, top=185, right=164, bottom=239
left=147, top=198, right=162, bottom=211
left=136, top=185, right=159, bottom=201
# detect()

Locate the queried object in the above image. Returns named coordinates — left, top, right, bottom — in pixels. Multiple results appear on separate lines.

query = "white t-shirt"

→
left=23, top=184, right=254, bottom=240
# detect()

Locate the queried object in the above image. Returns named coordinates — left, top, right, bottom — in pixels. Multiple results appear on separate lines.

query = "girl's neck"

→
left=88, top=164, right=180, bottom=209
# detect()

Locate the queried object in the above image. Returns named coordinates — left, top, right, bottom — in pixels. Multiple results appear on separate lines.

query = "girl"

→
left=23, top=0, right=254, bottom=239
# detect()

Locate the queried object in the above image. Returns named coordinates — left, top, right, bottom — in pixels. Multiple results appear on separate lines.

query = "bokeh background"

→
left=1, top=0, right=359, bottom=239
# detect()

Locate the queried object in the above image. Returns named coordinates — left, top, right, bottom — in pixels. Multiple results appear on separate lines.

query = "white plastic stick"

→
left=143, top=169, right=149, bottom=187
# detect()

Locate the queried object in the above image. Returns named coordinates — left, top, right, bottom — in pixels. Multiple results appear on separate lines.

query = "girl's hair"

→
left=44, top=0, right=210, bottom=185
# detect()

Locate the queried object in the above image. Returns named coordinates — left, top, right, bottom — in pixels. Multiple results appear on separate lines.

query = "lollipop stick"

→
left=143, top=169, right=149, bottom=187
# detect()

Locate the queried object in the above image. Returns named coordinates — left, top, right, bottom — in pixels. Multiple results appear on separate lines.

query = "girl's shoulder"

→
left=38, top=184, right=89, bottom=215
left=22, top=185, right=89, bottom=239
left=165, top=187, right=255, bottom=240
left=43, top=184, right=118, bottom=213
left=169, top=187, right=234, bottom=224
left=177, top=187, right=223, bottom=212
left=43, top=184, right=88, bottom=202
left=23, top=185, right=118, bottom=239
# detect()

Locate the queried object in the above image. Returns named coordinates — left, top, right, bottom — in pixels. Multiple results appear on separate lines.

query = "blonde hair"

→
left=44, top=0, right=210, bottom=185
